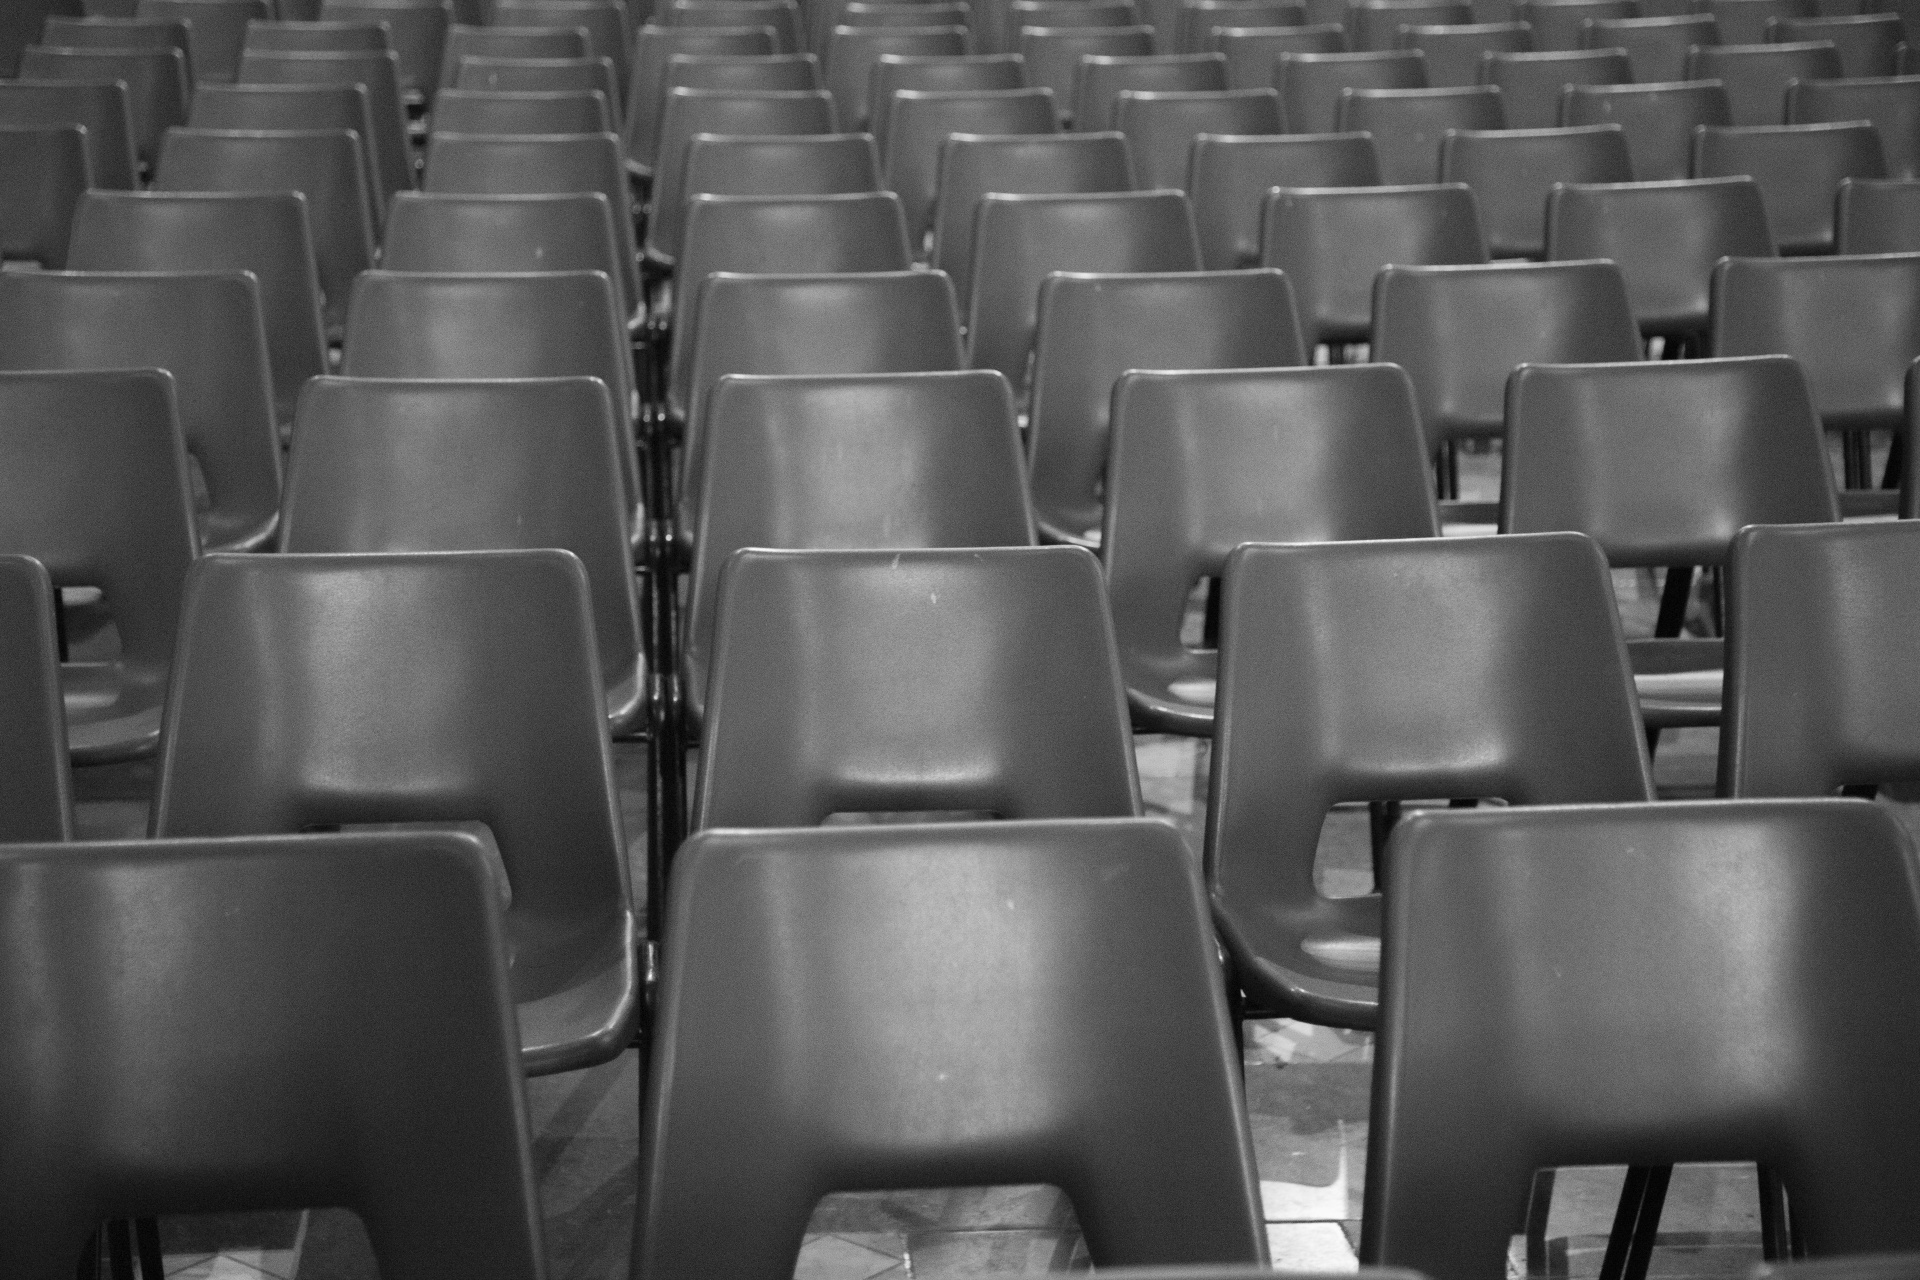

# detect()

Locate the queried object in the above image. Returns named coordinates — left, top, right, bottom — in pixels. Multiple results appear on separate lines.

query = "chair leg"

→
left=1756, top=1165, right=1793, bottom=1261
left=77, top=1231, right=100, bottom=1280
left=1843, top=430, right=1870, bottom=490
left=133, top=1220, right=163, bottom=1280
left=1368, top=801, right=1401, bottom=892
left=1525, top=1169, right=1556, bottom=1276
left=1598, top=1165, right=1670, bottom=1280
left=1653, top=566, right=1693, bottom=639
left=105, top=1223, right=134, bottom=1280
left=1882, top=429, right=1904, bottom=490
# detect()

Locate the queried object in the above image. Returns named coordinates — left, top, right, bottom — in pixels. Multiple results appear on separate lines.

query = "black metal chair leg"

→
left=105, top=1222, right=134, bottom=1280
left=1525, top=1169, right=1557, bottom=1276
left=1756, top=1165, right=1793, bottom=1261
left=1654, top=565, right=1694, bottom=639
left=77, top=1230, right=100, bottom=1280
left=1368, top=800, right=1401, bottom=892
left=133, top=1219, right=163, bottom=1280
left=1598, top=1165, right=1671, bottom=1280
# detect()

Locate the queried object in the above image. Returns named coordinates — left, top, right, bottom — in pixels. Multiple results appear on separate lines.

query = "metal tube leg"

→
left=1598, top=1165, right=1671, bottom=1280
left=1756, top=1166, right=1792, bottom=1261
left=1526, top=1170, right=1556, bottom=1276
left=133, top=1220, right=163, bottom=1280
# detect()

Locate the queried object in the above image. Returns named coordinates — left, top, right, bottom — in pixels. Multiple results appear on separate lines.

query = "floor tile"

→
left=1268, top=1221, right=1358, bottom=1271
left=905, top=1228, right=1087, bottom=1278
left=795, top=1234, right=906, bottom=1280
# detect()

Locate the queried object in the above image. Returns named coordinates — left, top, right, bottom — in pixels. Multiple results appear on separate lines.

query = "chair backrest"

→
left=0, top=369, right=197, bottom=740
left=1371, top=258, right=1642, bottom=449
left=1721, top=521, right=1920, bottom=797
left=1705, top=0, right=1799, bottom=41
left=867, top=50, right=1026, bottom=145
left=0, top=124, right=88, bottom=268
left=1191, top=129, right=1381, bottom=266
left=429, top=86, right=611, bottom=135
left=1336, top=83, right=1503, bottom=183
left=0, top=80, right=137, bottom=190
left=1396, top=20, right=1530, bottom=86
left=1101, top=364, right=1439, bottom=734
left=0, top=270, right=280, bottom=554
left=1027, top=270, right=1304, bottom=544
left=139, top=0, right=268, bottom=83
left=453, top=52, right=621, bottom=107
left=1263, top=182, right=1489, bottom=348
left=668, top=0, right=801, bottom=51
left=1479, top=46, right=1629, bottom=128
left=1207, top=531, right=1654, bottom=1028
left=683, top=370, right=1035, bottom=722
left=1837, top=176, right=1920, bottom=252
left=682, top=130, right=880, bottom=205
left=637, top=818, right=1265, bottom=1280
left=1501, top=356, right=1838, bottom=565
left=1711, top=253, right=1920, bottom=435
left=245, top=20, right=394, bottom=55
left=1113, top=86, right=1280, bottom=187
left=645, top=86, right=837, bottom=263
left=1772, top=11, right=1901, bottom=76
left=316, top=0, right=448, bottom=95
left=1179, top=0, right=1311, bottom=52
left=439, top=20, right=587, bottom=89
left=280, top=376, right=641, bottom=713
left=883, top=86, right=1058, bottom=239
left=625, top=24, right=777, bottom=173
left=1352, top=0, right=1472, bottom=51
left=1582, top=12, right=1719, bottom=82
left=1437, top=122, right=1631, bottom=257
left=1514, top=0, right=1634, bottom=48
left=1696, top=122, right=1887, bottom=252
left=826, top=23, right=968, bottom=127
left=1020, top=24, right=1156, bottom=119
left=1072, top=51, right=1228, bottom=129
left=965, top=189, right=1201, bottom=390
left=45, top=15, right=192, bottom=64
left=1686, top=39, right=1843, bottom=125
left=1563, top=79, right=1732, bottom=180
left=1217, top=23, right=1348, bottom=89
left=19, top=43, right=188, bottom=166
left=382, top=189, right=631, bottom=319
left=696, top=546, right=1142, bottom=825
left=0, top=554, right=71, bottom=842
left=422, top=130, right=639, bottom=309
left=669, top=191, right=913, bottom=420
left=151, top=550, right=629, bottom=999
left=657, top=51, right=820, bottom=132
left=186, top=81, right=387, bottom=214
left=1788, top=75, right=1920, bottom=181
left=153, top=126, right=374, bottom=331
left=492, top=0, right=630, bottom=83
left=1544, top=175, right=1773, bottom=339
left=1364, top=797, right=1920, bottom=1279
left=235, top=48, right=410, bottom=207
left=1277, top=48, right=1427, bottom=129
left=0, top=829, right=544, bottom=1280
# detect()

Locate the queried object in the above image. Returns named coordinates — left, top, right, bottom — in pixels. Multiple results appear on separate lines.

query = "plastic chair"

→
left=1704, top=0, right=1801, bottom=42
left=235, top=48, right=411, bottom=208
left=1072, top=51, right=1228, bottom=129
left=1502, top=356, right=1836, bottom=728
left=67, top=191, right=326, bottom=431
left=0, top=80, right=137, bottom=190
left=453, top=53, right=622, bottom=110
left=667, top=0, right=802, bottom=51
left=0, top=271, right=281, bottom=555
left=965, top=189, right=1201, bottom=390
left=826, top=24, right=968, bottom=127
left=429, top=86, right=611, bottom=134
left=881, top=87, right=1056, bottom=242
left=153, top=128, right=374, bottom=334
left=1263, top=182, right=1489, bottom=348
left=1208, top=531, right=1654, bottom=1029
left=657, top=51, right=820, bottom=121
left=382, top=190, right=634, bottom=320
left=1371, top=259, right=1642, bottom=498
left=668, top=191, right=913, bottom=424
left=1177, top=0, right=1310, bottom=51
left=844, top=3, right=972, bottom=31
left=1544, top=175, right=1773, bottom=345
left=1513, top=0, right=1634, bottom=48
left=1693, top=121, right=1885, bottom=253
left=492, top=0, right=629, bottom=85
left=681, top=370, right=1033, bottom=728
left=281, top=377, right=645, bottom=735
left=0, top=370, right=196, bottom=765
left=439, top=20, right=588, bottom=90
left=1480, top=46, right=1628, bottom=127
left=1348, top=0, right=1470, bottom=50
left=18, top=44, right=188, bottom=169
left=45, top=14, right=193, bottom=65
left=1336, top=83, right=1503, bottom=182
left=137, top=0, right=267, bottom=83
left=1788, top=76, right=1920, bottom=180
left=1398, top=20, right=1530, bottom=85
left=422, top=131, right=639, bottom=314
left=637, top=818, right=1265, bottom=1280
left=1027, top=270, right=1306, bottom=544
left=1563, top=79, right=1731, bottom=179
left=1712, top=254, right=1920, bottom=509
left=1837, top=176, right=1920, bottom=251
left=0, top=555, right=72, bottom=841
left=1687, top=40, right=1841, bottom=125
left=1113, top=86, right=1279, bottom=187
left=624, top=24, right=777, bottom=178
left=1191, top=130, right=1382, bottom=267
left=186, top=82, right=389, bottom=220
left=644, top=87, right=837, bottom=267
left=1363, top=797, right=1920, bottom=1279
left=866, top=51, right=1026, bottom=146
left=1217, top=23, right=1348, bottom=88
left=1277, top=48, right=1426, bottom=130
left=1009, top=0, right=1142, bottom=46
left=316, top=0, right=448, bottom=97
left=0, top=829, right=546, bottom=1280
left=930, top=132, right=1135, bottom=296
left=0, top=126, right=87, bottom=269
left=1582, top=12, right=1718, bottom=81
left=1771, top=11, right=1900, bottom=76
left=245, top=20, right=392, bottom=55
left=151, top=550, right=638, bottom=1077
left=1438, top=123, right=1631, bottom=257
left=1020, top=25, right=1156, bottom=117
left=1721, top=521, right=1920, bottom=797
left=694, top=547, right=1141, bottom=826
left=1102, top=364, right=1438, bottom=734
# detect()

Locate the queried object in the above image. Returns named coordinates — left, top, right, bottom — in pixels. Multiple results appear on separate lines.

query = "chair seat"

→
left=1129, top=675, right=1217, bottom=735
left=607, top=655, right=646, bottom=737
left=201, top=504, right=279, bottom=554
left=1301, top=931, right=1382, bottom=973
left=60, top=664, right=167, bottom=764
left=1631, top=637, right=1723, bottom=727
left=1216, top=891, right=1384, bottom=1028
left=513, top=908, right=641, bottom=1076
